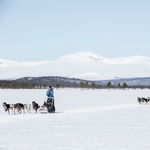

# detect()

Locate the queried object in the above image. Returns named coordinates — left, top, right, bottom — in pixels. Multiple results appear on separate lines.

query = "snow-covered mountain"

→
left=0, top=51, right=150, bottom=80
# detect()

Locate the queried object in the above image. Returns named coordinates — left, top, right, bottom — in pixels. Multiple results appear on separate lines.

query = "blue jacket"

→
left=46, top=89, right=54, bottom=100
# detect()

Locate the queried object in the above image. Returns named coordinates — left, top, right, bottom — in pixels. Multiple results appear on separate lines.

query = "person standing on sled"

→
left=46, top=86, right=54, bottom=101
left=45, top=86, right=55, bottom=113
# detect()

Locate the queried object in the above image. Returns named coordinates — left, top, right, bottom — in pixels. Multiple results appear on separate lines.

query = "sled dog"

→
left=2, top=102, right=15, bottom=115
left=24, top=103, right=31, bottom=113
left=137, top=97, right=141, bottom=105
left=32, top=101, right=40, bottom=113
left=14, top=103, right=25, bottom=114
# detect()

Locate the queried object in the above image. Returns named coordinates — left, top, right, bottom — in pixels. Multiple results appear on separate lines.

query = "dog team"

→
left=2, top=86, right=55, bottom=115
left=2, top=101, right=40, bottom=115
left=137, top=97, right=150, bottom=105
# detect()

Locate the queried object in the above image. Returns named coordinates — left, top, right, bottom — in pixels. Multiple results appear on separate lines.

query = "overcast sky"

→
left=0, top=0, right=150, bottom=62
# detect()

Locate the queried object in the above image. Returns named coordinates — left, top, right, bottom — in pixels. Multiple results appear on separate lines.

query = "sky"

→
left=0, top=0, right=150, bottom=62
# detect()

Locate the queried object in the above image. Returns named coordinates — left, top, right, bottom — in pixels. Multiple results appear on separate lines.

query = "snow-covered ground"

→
left=1, top=89, right=150, bottom=150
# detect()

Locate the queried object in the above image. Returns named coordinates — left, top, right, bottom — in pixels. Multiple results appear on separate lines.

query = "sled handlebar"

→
left=44, top=97, right=54, bottom=102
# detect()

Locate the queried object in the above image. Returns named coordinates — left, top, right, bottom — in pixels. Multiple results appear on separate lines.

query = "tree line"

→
left=0, top=81, right=46, bottom=89
left=0, top=80, right=149, bottom=89
left=79, top=81, right=128, bottom=89
left=79, top=81, right=150, bottom=89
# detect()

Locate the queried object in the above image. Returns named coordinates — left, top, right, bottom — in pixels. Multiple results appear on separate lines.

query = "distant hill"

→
left=97, top=77, right=150, bottom=86
left=1, top=51, right=150, bottom=80
left=14, top=76, right=89, bottom=87
left=14, top=76, right=150, bottom=87
left=1, top=76, right=150, bottom=89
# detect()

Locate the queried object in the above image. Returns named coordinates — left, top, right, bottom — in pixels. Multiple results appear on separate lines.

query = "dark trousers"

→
left=44, top=100, right=55, bottom=113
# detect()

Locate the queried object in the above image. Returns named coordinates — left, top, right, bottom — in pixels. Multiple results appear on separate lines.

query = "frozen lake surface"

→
left=0, top=89, right=150, bottom=150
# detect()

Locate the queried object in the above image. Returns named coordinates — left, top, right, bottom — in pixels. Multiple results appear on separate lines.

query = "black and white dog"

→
left=32, top=101, right=40, bottom=113
left=137, top=97, right=142, bottom=105
left=137, top=97, right=150, bottom=105
left=141, top=97, right=148, bottom=104
left=2, top=102, right=15, bottom=115
left=14, top=103, right=25, bottom=114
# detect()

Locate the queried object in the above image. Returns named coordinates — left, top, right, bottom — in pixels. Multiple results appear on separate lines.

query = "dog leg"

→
left=29, top=106, right=31, bottom=113
left=10, top=108, right=12, bottom=115
left=19, top=108, right=21, bottom=114
left=11, top=108, right=13, bottom=115
left=13, top=108, right=15, bottom=115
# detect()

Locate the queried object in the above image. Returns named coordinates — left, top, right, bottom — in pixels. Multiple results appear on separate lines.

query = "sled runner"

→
left=39, top=105, right=48, bottom=114
left=39, top=97, right=55, bottom=114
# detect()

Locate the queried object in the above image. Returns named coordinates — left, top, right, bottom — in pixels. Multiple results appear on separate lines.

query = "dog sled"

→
left=39, top=97, right=55, bottom=114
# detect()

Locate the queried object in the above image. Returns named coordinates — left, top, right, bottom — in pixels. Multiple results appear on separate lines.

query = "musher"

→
left=46, top=86, right=54, bottom=102
left=44, top=86, right=55, bottom=113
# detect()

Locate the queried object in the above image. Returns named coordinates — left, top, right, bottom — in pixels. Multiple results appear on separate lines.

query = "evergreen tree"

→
left=55, top=83, right=60, bottom=89
left=118, top=83, right=121, bottom=88
left=79, top=82, right=85, bottom=88
left=91, top=82, right=96, bottom=89
left=85, top=81, right=89, bottom=88
left=122, top=82, right=127, bottom=88
left=43, top=83, right=46, bottom=88
left=107, top=81, right=112, bottom=88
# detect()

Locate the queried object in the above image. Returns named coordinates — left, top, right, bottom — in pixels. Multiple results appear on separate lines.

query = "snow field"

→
left=0, top=89, right=150, bottom=150
left=1, top=52, right=150, bottom=80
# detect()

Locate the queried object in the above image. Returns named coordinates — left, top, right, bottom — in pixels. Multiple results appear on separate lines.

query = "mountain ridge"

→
left=0, top=51, right=150, bottom=80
